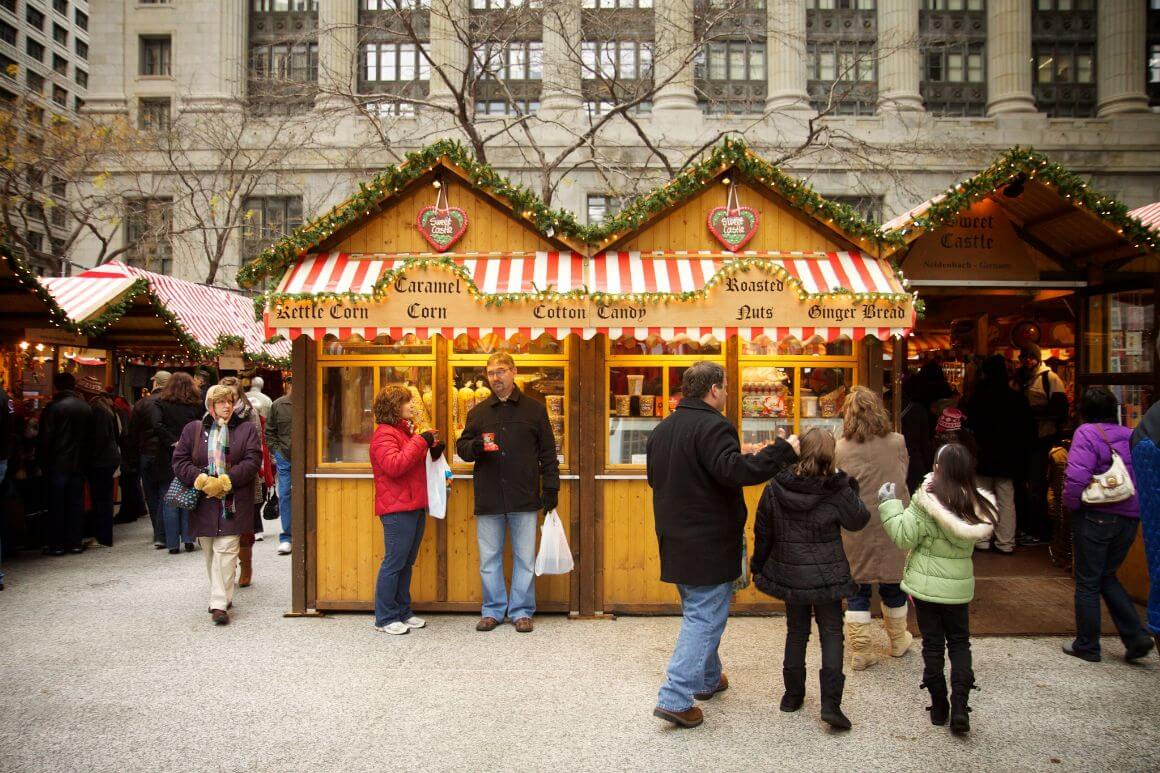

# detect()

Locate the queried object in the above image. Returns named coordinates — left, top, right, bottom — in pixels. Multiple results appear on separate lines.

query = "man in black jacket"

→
left=129, top=371, right=169, bottom=547
left=647, top=361, right=798, bottom=728
left=456, top=352, right=559, bottom=634
left=38, top=372, right=93, bottom=555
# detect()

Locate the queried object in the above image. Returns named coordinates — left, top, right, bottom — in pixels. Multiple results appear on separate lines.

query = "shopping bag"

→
left=534, top=509, right=574, bottom=575
left=425, top=452, right=451, bottom=519
left=262, top=491, right=280, bottom=521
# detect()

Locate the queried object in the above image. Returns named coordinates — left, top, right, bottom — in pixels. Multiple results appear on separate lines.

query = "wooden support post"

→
left=434, top=335, right=449, bottom=603
left=575, top=334, right=598, bottom=617
left=892, top=336, right=905, bottom=433
left=289, top=335, right=311, bottom=615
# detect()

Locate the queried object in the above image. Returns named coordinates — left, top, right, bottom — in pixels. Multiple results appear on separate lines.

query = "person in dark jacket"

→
left=129, top=371, right=170, bottom=547
left=266, top=378, right=293, bottom=555
left=752, top=428, right=869, bottom=729
left=964, top=355, right=1034, bottom=553
left=76, top=377, right=121, bottom=547
left=646, top=361, right=798, bottom=729
left=172, top=384, right=263, bottom=625
left=149, top=372, right=204, bottom=553
left=106, top=384, right=143, bottom=524
left=900, top=375, right=935, bottom=492
left=38, top=372, right=92, bottom=555
left=1130, top=398, right=1160, bottom=659
left=456, top=352, right=559, bottom=634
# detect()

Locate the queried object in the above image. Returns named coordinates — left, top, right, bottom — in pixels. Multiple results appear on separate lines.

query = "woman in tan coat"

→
left=835, top=386, right=913, bottom=670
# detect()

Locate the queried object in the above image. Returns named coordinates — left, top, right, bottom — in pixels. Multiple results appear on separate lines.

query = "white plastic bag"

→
left=425, top=452, right=451, bottom=519
left=534, top=509, right=574, bottom=575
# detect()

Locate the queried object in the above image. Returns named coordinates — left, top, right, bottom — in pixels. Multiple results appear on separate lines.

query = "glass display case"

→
left=320, top=363, right=436, bottom=464
left=321, top=332, right=433, bottom=355
left=739, top=346, right=857, bottom=445
left=1086, top=289, right=1155, bottom=375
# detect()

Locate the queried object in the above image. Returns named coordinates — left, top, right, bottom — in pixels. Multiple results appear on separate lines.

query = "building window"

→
left=250, top=42, right=319, bottom=83
left=72, top=95, right=82, bottom=112
left=364, top=0, right=428, bottom=8
left=138, top=97, right=171, bottom=131
left=125, top=198, right=174, bottom=275
left=364, top=99, right=417, bottom=118
left=806, top=0, right=878, bottom=115
left=0, top=0, right=15, bottom=15
left=474, top=99, right=539, bottom=115
left=473, top=42, right=544, bottom=81
left=52, top=84, right=67, bottom=107
left=587, top=194, right=624, bottom=224
left=1148, top=1, right=1160, bottom=107
left=807, top=0, right=875, bottom=7
left=27, top=37, right=45, bottom=61
left=26, top=5, right=45, bottom=30
left=26, top=69, right=44, bottom=94
left=1032, top=0, right=1096, bottom=116
left=50, top=178, right=66, bottom=228
left=830, top=195, right=883, bottom=224
left=140, top=36, right=172, bottom=76
left=0, top=52, right=14, bottom=79
left=53, top=54, right=68, bottom=76
left=0, top=19, right=14, bottom=45
left=75, top=68, right=86, bottom=88
left=75, top=9, right=87, bottom=31
left=921, top=0, right=983, bottom=8
left=242, top=196, right=303, bottom=262
left=52, top=24, right=68, bottom=46
left=920, top=0, right=986, bottom=115
left=584, top=100, right=651, bottom=116
left=582, top=0, right=653, bottom=6
left=75, top=39, right=87, bottom=59
left=364, top=43, right=431, bottom=83
left=53, top=0, right=68, bottom=15
left=252, top=0, right=319, bottom=9
left=581, top=41, right=651, bottom=80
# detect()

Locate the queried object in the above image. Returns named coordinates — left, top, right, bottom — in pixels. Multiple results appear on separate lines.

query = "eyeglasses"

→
left=486, top=368, right=510, bottom=378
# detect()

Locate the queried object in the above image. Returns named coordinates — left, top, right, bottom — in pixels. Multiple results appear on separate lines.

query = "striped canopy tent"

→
left=269, top=249, right=911, bottom=343
left=0, top=248, right=77, bottom=344
left=1129, top=201, right=1160, bottom=233
left=249, top=140, right=916, bottom=345
left=42, top=262, right=290, bottom=364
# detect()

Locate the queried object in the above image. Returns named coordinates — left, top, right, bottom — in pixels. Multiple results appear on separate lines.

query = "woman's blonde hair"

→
left=793, top=428, right=837, bottom=478
left=841, top=385, right=891, bottom=442
left=373, top=384, right=412, bottom=426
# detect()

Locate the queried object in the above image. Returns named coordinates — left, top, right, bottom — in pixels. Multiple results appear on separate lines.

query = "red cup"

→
left=482, top=432, right=499, bottom=452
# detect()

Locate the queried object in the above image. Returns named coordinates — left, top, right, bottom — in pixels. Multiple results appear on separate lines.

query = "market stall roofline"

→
left=0, top=247, right=77, bottom=334
left=236, top=138, right=894, bottom=289
left=877, top=147, right=1160, bottom=268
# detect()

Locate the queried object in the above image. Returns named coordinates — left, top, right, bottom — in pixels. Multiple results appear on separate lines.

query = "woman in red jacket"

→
left=370, top=384, right=443, bottom=635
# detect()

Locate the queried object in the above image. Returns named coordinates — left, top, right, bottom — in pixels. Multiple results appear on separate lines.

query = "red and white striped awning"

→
left=268, top=250, right=910, bottom=342
left=43, top=262, right=291, bottom=361
left=1130, top=201, right=1160, bottom=233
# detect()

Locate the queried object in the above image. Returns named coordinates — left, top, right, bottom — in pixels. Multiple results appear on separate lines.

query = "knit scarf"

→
left=208, top=419, right=232, bottom=519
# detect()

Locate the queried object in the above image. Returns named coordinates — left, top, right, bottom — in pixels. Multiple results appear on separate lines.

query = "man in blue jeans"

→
left=646, top=362, right=798, bottom=728
left=266, top=378, right=293, bottom=555
left=456, top=353, right=559, bottom=634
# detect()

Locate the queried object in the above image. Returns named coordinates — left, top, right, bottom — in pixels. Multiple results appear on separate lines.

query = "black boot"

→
left=950, top=668, right=975, bottom=735
left=818, top=669, right=851, bottom=730
left=780, top=667, right=806, bottom=712
left=920, top=673, right=949, bottom=726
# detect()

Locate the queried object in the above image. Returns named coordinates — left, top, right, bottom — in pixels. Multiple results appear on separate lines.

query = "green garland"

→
left=881, top=146, right=1160, bottom=254
left=1, top=245, right=78, bottom=331
left=236, top=137, right=901, bottom=291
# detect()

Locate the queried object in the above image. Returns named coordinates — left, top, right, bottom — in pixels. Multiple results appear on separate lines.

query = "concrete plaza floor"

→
left=2, top=518, right=1159, bottom=773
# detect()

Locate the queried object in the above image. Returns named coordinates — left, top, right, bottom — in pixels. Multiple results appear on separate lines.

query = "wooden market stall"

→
left=241, top=140, right=916, bottom=617
left=879, top=149, right=1160, bottom=605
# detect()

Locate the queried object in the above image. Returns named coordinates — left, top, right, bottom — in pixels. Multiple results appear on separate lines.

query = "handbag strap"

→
left=1093, top=423, right=1117, bottom=455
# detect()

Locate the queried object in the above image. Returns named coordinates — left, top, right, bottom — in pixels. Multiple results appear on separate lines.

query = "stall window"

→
left=605, top=333, right=724, bottom=466
left=321, top=365, right=376, bottom=463
left=321, top=332, right=433, bottom=356
left=451, top=331, right=564, bottom=355
left=1085, top=290, right=1155, bottom=375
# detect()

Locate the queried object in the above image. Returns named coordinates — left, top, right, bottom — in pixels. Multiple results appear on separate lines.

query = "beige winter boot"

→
left=882, top=605, right=914, bottom=657
left=846, top=620, right=879, bottom=671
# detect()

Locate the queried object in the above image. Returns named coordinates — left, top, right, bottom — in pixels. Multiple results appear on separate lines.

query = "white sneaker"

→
left=402, top=616, right=426, bottom=629
left=375, top=622, right=409, bottom=635
left=254, top=533, right=264, bottom=542
left=975, top=541, right=991, bottom=550
left=277, top=541, right=292, bottom=555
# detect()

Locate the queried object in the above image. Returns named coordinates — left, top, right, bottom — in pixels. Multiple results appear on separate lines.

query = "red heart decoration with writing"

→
left=707, top=206, right=759, bottom=251
left=416, top=206, right=468, bottom=252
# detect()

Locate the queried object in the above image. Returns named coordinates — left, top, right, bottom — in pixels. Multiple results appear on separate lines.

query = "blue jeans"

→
left=274, top=451, right=292, bottom=543
left=374, top=509, right=426, bottom=626
left=657, top=582, right=733, bottom=712
left=1071, top=510, right=1149, bottom=657
left=139, top=455, right=165, bottom=544
left=476, top=511, right=537, bottom=621
left=47, top=468, right=85, bottom=552
left=161, top=492, right=191, bottom=551
left=847, top=582, right=909, bottom=612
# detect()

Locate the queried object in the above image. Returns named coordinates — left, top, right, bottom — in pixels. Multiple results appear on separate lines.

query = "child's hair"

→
left=931, top=443, right=997, bottom=525
left=793, top=428, right=836, bottom=478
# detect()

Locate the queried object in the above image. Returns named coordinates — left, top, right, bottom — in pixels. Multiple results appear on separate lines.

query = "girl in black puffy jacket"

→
left=751, top=428, right=870, bottom=730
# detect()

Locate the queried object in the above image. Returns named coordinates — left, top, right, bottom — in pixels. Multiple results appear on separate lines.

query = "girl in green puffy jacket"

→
left=878, top=443, right=997, bottom=736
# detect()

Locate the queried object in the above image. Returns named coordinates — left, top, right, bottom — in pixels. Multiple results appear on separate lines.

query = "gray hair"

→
left=681, top=361, right=726, bottom=400
left=250, top=376, right=264, bottom=390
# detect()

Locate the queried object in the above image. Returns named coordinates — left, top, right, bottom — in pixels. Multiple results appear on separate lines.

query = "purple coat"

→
left=1063, top=422, right=1139, bottom=518
left=172, top=414, right=263, bottom=538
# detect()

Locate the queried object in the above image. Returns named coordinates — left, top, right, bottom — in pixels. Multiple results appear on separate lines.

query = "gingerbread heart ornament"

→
left=707, top=206, right=759, bottom=251
left=416, top=206, right=468, bottom=252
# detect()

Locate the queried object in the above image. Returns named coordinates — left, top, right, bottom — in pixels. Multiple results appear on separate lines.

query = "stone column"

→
left=652, top=0, right=699, bottom=114
left=316, top=0, right=358, bottom=110
left=428, top=0, right=470, bottom=107
left=540, top=0, right=583, bottom=115
left=877, top=0, right=923, bottom=112
left=766, top=0, right=810, bottom=111
left=1097, top=0, right=1149, bottom=116
left=82, top=0, right=128, bottom=117
left=986, top=0, right=1036, bottom=115
left=182, top=3, right=247, bottom=112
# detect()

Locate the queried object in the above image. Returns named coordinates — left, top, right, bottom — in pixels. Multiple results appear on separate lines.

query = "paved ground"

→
left=2, top=518, right=1159, bottom=773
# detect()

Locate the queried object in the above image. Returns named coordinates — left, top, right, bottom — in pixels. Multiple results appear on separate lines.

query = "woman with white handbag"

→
left=1061, top=387, right=1153, bottom=664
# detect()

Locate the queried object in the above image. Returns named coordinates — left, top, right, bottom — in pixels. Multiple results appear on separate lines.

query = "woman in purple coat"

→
left=1061, top=386, right=1153, bottom=663
left=172, top=384, right=262, bottom=625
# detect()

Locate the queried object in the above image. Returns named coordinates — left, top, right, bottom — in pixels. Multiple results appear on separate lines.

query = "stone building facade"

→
left=81, top=0, right=1160, bottom=283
